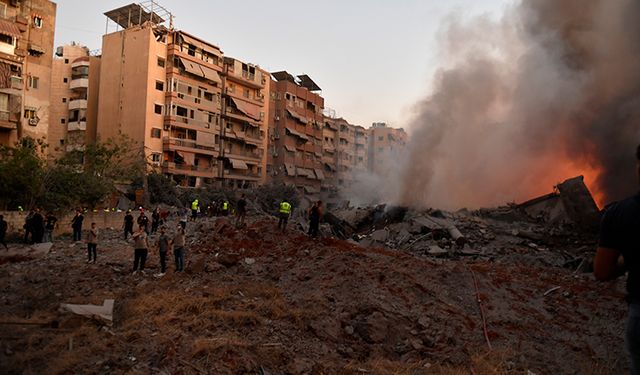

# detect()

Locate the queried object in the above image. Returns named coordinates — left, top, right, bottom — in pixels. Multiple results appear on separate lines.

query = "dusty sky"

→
left=54, top=0, right=513, bottom=129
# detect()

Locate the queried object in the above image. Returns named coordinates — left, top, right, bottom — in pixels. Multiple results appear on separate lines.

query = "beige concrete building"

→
left=48, top=43, right=100, bottom=159
left=368, top=122, right=408, bottom=176
left=353, top=124, right=368, bottom=174
left=267, top=71, right=324, bottom=194
left=0, top=0, right=56, bottom=148
left=96, top=3, right=268, bottom=188
left=321, top=117, right=338, bottom=191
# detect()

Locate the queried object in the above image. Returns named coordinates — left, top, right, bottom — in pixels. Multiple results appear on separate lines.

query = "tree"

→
left=0, top=138, right=47, bottom=210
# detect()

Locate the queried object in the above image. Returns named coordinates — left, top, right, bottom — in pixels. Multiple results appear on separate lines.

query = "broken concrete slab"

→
left=370, top=229, right=389, bottom=242
left=427, top=246, right=448, bottom=256
left=60, top=299, right=114, bottom=324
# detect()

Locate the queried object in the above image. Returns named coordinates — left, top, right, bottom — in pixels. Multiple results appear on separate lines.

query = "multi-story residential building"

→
left=368, top=122, right=408, bottom=176
left=321, top=116, right=338, bottom=191
left=353, top=124, right=368, bottom=174
left=267, top=71, right=324, bottom=194
left=97, top=3, right=268, bottom=188
left=0, top=0, right=56, bottom=147
left=48, top=43, right=101, bottom=159
left=335, top=117, right=355, bottom=188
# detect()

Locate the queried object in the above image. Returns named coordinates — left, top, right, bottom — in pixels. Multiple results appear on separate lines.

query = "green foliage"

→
left=147, top=172, right=180, bottom=206
left=0, top=135, right=145, bottom=211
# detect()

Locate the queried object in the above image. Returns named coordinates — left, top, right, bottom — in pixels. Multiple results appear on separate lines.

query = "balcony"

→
left=162, top=161, right=216, bottom=178
left=162, top=137, right=219, bottom=156
left=70, top=78, right=89, bottom=90
left=67, top=121, right=87, bottom=131
left=223, top=169, right=261, bottom=181
left=226, top=70, right=264, bottom=90
left=68, top=98, right=87, bottom=110
left=164, top=115, right=217, bottom=132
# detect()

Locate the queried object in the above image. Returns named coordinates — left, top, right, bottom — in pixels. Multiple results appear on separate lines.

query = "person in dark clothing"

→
left=23, top=210, right=34, bottom=243
left=172, top=224, right=186, bottom=272
left=86, top=222, right=98, bottom=264
left=0, top=215, right=8, bottom=250
left=30, top=209, right=44, bottom=244
left=595, top=144, right=640, bottom=374
left=235, top=194, right=247, bottom=228
left=44, top=212, right=57, bottom=243
left=123, top=210, right=134, bottom=239
left=308, top=200, right=323, bottom=238
left=151, top=208, right=161, bottom=234
left=155, top=227, right=170, bottom=277
left=71, top=210, right=84, bottom=241
left=137, top=211, right=149, bottom=234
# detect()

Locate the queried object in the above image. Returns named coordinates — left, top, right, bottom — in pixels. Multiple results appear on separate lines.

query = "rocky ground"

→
left=0, top=213, right=630, bottom=374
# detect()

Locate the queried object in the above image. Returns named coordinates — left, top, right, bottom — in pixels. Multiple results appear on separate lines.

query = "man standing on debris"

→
left=236, top=194, right=247, bottom=228
left=137, top=210, right=149, bottom=234
left=308, top=200, right=324, bottom=238
left=23, top=209, right=34, bottom=243
left=221, top=199, right=230, bottom=216
left=0, top=215, right=8, bottom=250
left=123, top=209, right=134, bottom=240
left=86, top=222, right=98, bottom=264
left=71, top=209, right=84, bottom=242
left=30, top=208, right=44, bottom=244
left=155, top=226, right=170, bottom=277
left=278, top=199, right=291, bottom=233
left=191, top=199, right=199, bottom=221
left=595, top=144, right=640, bottom=374
left=172, top=223, right=186, bottom=272
left=151, top=208, right=161, bottom=234
left=44, top=212, right=57, bottom=243
left=132, top=224, right=150, bottom=275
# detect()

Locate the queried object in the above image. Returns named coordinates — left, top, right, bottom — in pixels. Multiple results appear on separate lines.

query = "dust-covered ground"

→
left=0, top=215, right=629, bottom=374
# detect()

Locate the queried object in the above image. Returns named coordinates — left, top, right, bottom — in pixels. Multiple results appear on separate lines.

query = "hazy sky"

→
left=54, top=0, right=513, bottom=128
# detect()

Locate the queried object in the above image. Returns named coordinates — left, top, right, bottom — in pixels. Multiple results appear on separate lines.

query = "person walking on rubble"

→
left=23, top=209, right=34, bottom=243
left=277, top=199, right=291, bottom=233
left=151, top=208, right=161, bottom=234
left=123, top=209, right=134, bottom=240
left=221, top=199, right=230, bottom=216
left=308, top=200, right=324, bottom=238
left=235, top=194, right=247, bottom=228
left=595, top=144, right=640, bottom=374
left=71, top=209, right=84, bottom=242
left=155, top=226, right=170, bottom=277
left=172, top=223, right=186, bottom=272
left=86, top=222, right=98, bottom=264
left=132, top=224, right=150, bottom=275
left=44, top=212, right=57, bottom=243
left=137, top=210, right=149, bottom=234
left=0, top=215, right=8, bottom=250
left=191, top=199, right=199, bottom=221
left=30, top=208, right=44, bottom=244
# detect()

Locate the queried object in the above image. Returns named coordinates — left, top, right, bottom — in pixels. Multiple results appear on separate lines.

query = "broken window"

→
left=157, top=57, right=165, bottom=68
left=33, top=16, right=43, bottom=28
left=204, top=91, right=213, bottom=101
left=151, top=128, right=161, bottom=138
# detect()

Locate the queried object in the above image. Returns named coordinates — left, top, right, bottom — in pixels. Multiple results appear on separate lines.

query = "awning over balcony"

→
left=324, top=162, right=336, bottom=172
left=179, top=57, right=205, bottom=79
left=199, top=64, right=221, bottom=84
left=303, top=185, right=320, bottom=194
left=27, top=43, right=44, bottom=55
left=284, top=163, right=295, bottom=176
left=285, top=127, right=308, bottom=142
left=229, top=97, right=261, bottom=121
left=229, top=158, right=248, bottom=170
left=178, top=32, right=221, bottom=58
left=283, top=144, right=296, bottom=152
left=286, top=109, right=307, bottom=124
left=314, top=168, right=325, bottom=180
left=297, top=168, right=316, bottom=179
left=0, top=19, right=21, bottom=38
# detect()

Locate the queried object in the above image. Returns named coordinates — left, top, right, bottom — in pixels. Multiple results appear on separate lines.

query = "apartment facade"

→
left=97, top=4, right=268, bottom=188
left=48, top=43, right=100, bottom=159
left=267, top=71, right=324, bottom=194
left=0, top=0, right=56, bottom=147
left=321, top=117, right=338, bottom=191
left=368, top=122, right=408, bottom=176
left=353, top=125, right=368, bottom=174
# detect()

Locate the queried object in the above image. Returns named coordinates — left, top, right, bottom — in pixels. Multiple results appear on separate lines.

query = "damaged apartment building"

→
left=0, top=0, right=56, bottom=148
left=96, top=3, right=269, bottom=188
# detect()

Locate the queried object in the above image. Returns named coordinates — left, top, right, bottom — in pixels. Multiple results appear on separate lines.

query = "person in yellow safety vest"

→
left=277, top=199, right=291, bottom=233
left=191, top=199, right=199, bottom=221
left=221, top=200, right=229, bottom=216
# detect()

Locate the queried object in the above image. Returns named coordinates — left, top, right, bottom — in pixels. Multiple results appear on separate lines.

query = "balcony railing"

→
left=162, top=136, right=218, bottom=153
left=67, top=121, right=87, bottom=131
left=68, top=98, right=87, bottom=110
left=163, top=161, right=216, bottom=175
left=70, top=78, right=89, bottom=90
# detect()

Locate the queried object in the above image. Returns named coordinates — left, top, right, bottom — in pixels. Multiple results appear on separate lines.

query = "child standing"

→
left=87, top=222, right=98, bottom=263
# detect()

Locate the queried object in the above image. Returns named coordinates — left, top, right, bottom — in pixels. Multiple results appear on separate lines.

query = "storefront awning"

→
left=229, top=158, right=248, bottom=170
left=0, top=19, right=21, bottom=38
left=179, top=57, right=204, bottom=79
left=314, top=168, right=325, bottom=180
left=284, top=163, right=295, bottom=176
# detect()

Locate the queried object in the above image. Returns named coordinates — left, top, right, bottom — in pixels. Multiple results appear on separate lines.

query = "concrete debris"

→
left=60, top=299, right=114, bottom=324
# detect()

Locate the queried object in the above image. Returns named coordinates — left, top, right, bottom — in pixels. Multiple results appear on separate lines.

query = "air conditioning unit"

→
left=28, top=118, right=38, bottom=126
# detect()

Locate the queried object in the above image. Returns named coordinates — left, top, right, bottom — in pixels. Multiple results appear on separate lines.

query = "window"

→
left=378, top=136, right=383, bottom=141
left=155, top=81, right=164, bottom=91
left=62, top=98, right=66, bottom=103
left=64, top=59, right=69, bottom=64
left=0, top=34, right=13, bottom=45
left=151, top=153, right=161, bottom=162
left=151, top=128, right=161, bottom=138
left=243, top=89, right=250, bottom=98
left=157, top=57, right=165, bottom=68
left=24, top=109, right=36, bottom=119
left=61, top=118, right=66, bottom=124
left=203, top=91, right=213, bottom=101
left=154, top=104, right=163, bottom=114
left=28, top=76, right=39, bottom=89
left=63, top=77, right=68, bottom=83
left=176, top=106, right=187, bottom=117
left=59, top=139, right=65, bottom=145
left=33, top=16, right=43, bottom=28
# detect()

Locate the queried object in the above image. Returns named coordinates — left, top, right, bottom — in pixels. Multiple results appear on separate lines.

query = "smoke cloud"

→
left=399, top=0, right=640, bottom=209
